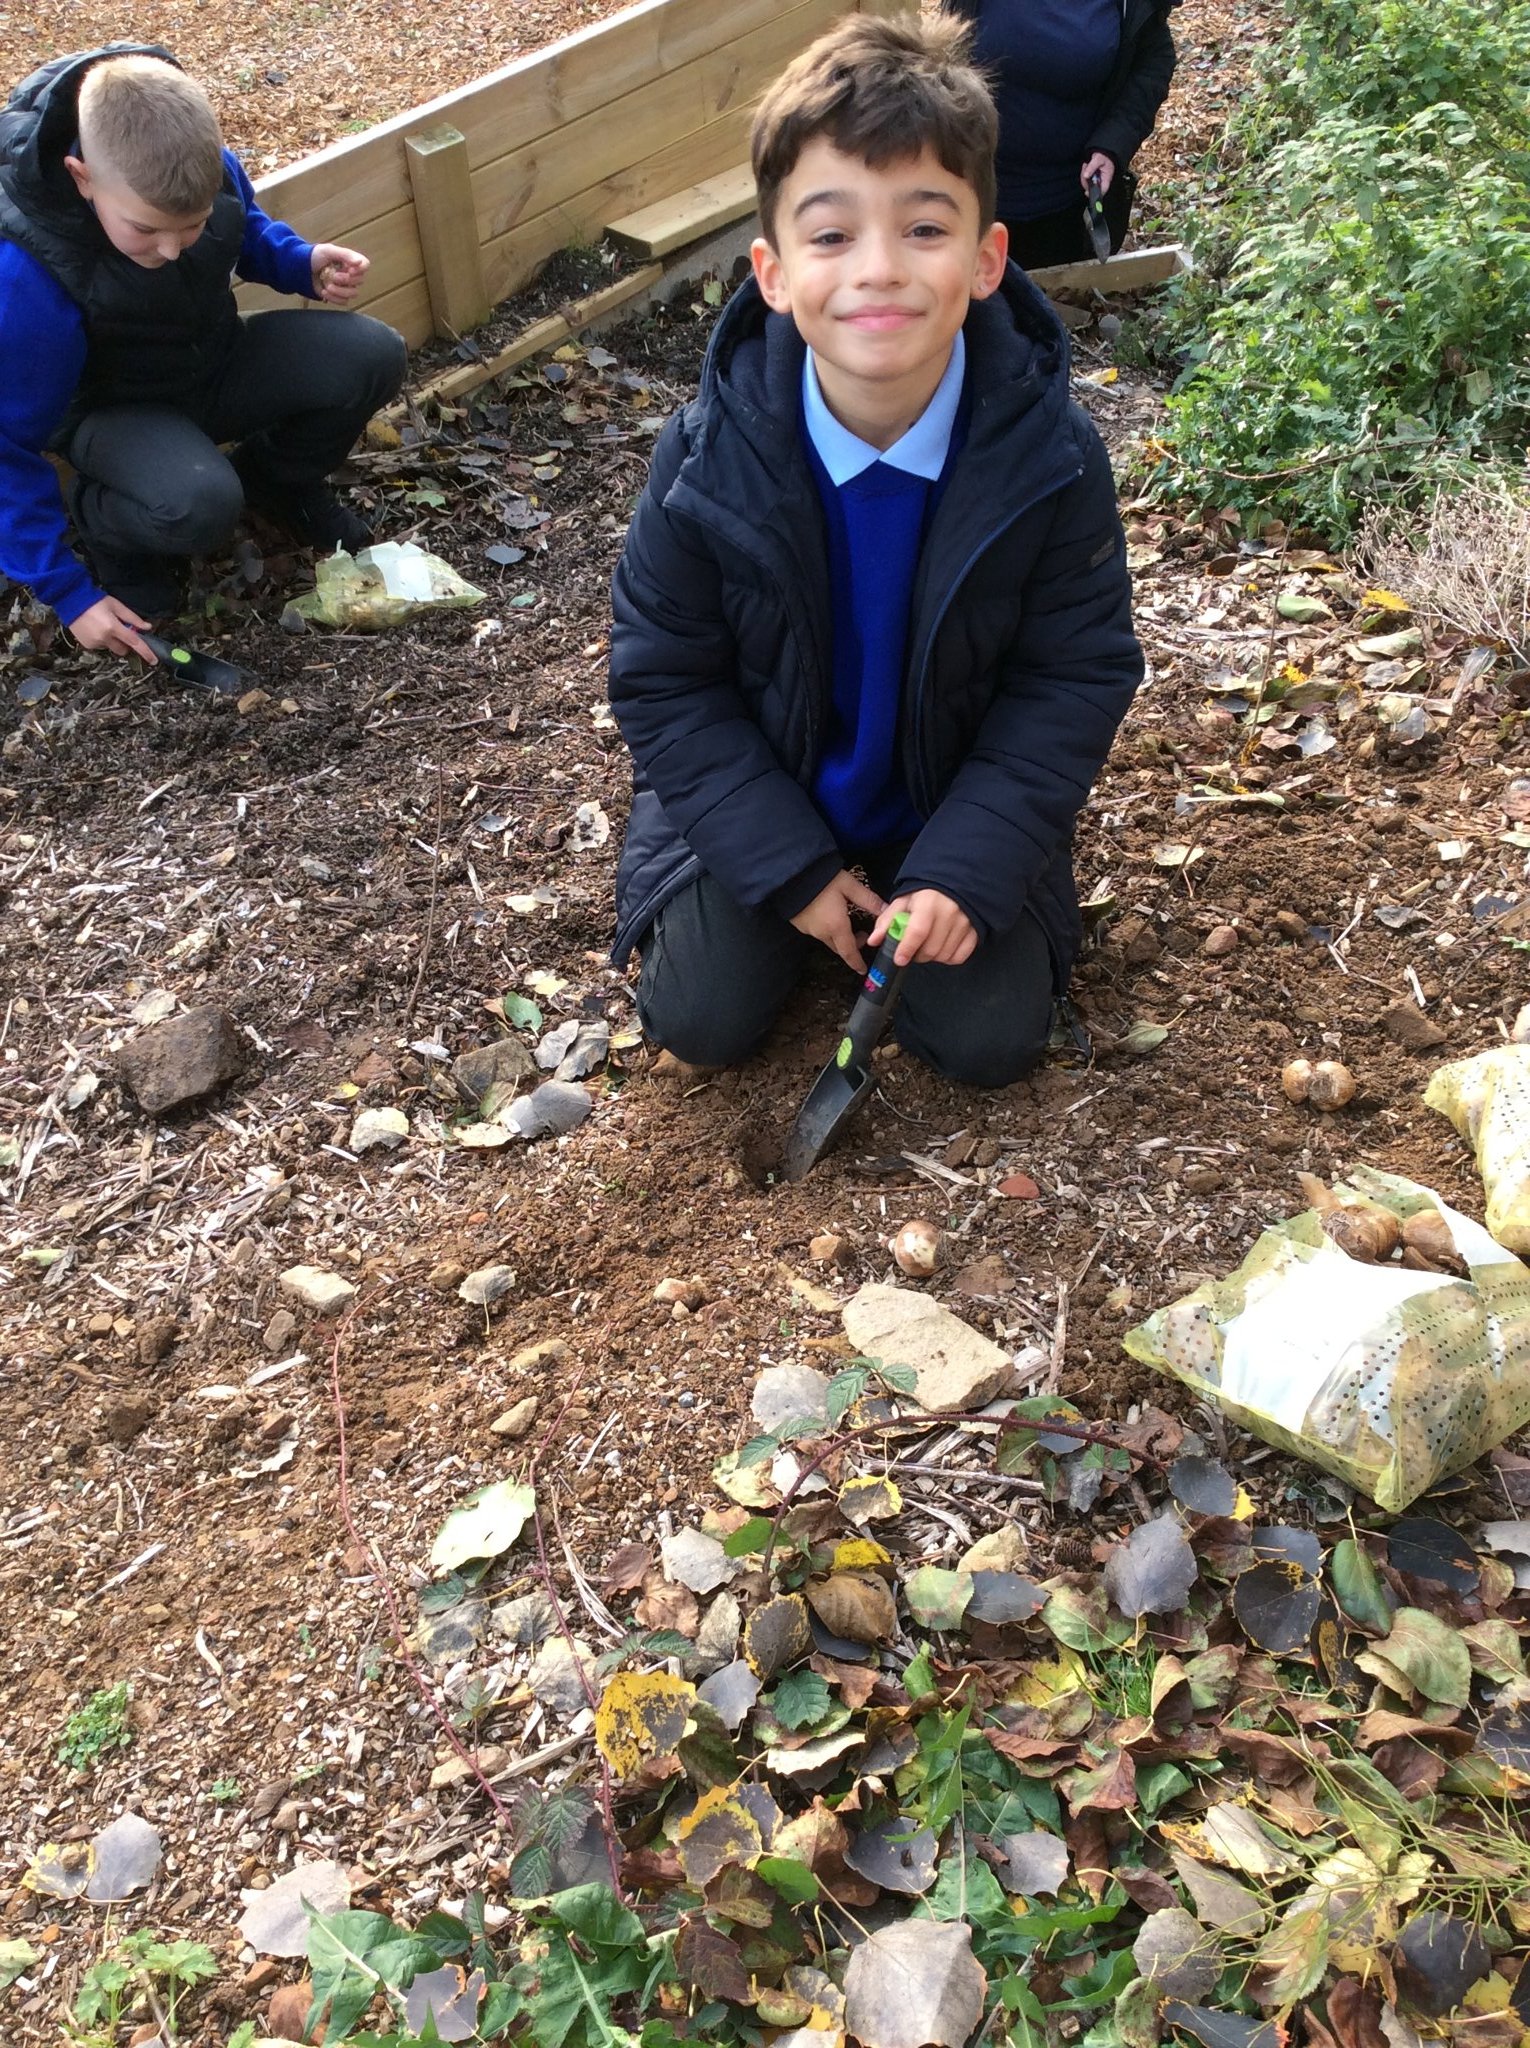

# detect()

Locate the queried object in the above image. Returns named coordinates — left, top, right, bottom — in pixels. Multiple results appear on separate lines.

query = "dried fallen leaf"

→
left=843, top=1920, right=986, bottom=2048
left=743, top=1593, right=813, bottom=1678
left=238, top=1859, right=352, bottom=1957
left=674, top=1785, right=764, bottom=1888
left=1103, top=1515, right=1198, bottom=1617
left=805, top=1573, right=898, bottom=1645
left=430, top=1481, right=535, bottom=1572
left=1134, top=1908, right=1222, bottom=2001
left=85, top=1812, right=162, bottom=1903
left=595, top=1670, right=696, bottom=1781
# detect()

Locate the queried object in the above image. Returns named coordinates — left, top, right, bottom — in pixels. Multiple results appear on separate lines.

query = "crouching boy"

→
left=0, top=45, right=407, bottom=660
left=608, top=15, right=1144, bottom=1088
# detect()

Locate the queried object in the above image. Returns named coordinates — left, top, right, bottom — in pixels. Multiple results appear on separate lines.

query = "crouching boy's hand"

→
left=790, top=869, right=886, bottom=974
left=871, top=890, right=978, bottom=968
left=311, top=244, right=369, bottom=304
left=68, top=595, right=157, bottom=663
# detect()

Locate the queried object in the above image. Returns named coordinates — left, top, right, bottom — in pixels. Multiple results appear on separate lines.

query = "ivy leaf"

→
left=769, top=1670, right=832, bottom=1731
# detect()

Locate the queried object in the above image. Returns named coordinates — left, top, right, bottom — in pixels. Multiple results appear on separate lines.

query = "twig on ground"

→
left=403, top=758, right=444, bottom=1028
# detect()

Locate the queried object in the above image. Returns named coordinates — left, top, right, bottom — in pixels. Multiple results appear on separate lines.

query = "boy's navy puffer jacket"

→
left=608, top=268, right=1144, bottom=973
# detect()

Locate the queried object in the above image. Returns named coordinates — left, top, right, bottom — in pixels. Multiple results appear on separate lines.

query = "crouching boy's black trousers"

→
left=66, top=308, right=406, bottom=574
left=637, top=864, right=1058, bottom=1090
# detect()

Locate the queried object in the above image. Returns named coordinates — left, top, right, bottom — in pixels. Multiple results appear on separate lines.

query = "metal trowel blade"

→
left=781, top=1055, right=875, bottom=1181
left=140, top=632, right=254, bottom=695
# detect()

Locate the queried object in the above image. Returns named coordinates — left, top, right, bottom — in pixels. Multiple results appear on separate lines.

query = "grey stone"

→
left=263, top=1309, right=298, bottom=1355
left=452, top=1037, right=536, bottom=1104
left=117, top=1006, right=242, bottom=1116
left=349, top=1106, right=408, bottom=1152
left=490, top=1395, right=540, bottom=1438
left=841, top=1283, right=1011, bottom=1414
left=278, top=1265, right=357, bottom=1317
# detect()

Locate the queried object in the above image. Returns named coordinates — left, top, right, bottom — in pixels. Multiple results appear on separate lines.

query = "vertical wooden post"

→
left=405, top=123, right=491, bottom=338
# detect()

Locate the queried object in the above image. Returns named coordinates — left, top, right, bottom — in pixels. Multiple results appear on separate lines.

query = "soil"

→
left=3, top=0, right=1528, bottom=2041
left=3, top=0, right=638, bottom=173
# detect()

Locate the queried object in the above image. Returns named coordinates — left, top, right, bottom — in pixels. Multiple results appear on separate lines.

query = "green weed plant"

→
left=1155, top=0, right=1530, bottom=538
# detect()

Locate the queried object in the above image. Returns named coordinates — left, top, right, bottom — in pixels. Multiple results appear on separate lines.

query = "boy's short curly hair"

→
left=78, top=55, right=224, bottom=217
left=751, top=12, right=997, bottom=243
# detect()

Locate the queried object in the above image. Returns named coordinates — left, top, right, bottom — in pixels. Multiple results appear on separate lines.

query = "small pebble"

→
left=1202, top=924, right=1238, bottom=958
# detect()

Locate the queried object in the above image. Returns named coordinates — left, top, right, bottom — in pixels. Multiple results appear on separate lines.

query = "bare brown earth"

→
left=3, top=1, right=1528, bottom=2043
left=0, top=0, right=637, bottom=172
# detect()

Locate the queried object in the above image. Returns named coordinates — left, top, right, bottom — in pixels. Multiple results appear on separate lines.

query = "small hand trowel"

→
left=139, top=631, right=254, bottom=695
left=783, top=910, right=910, bottom=1181
left=1084, top=171, right=1112, bottom=263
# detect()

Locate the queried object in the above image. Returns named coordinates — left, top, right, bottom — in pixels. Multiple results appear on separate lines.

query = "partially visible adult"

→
left=944, top=0, right=1179, bottom=271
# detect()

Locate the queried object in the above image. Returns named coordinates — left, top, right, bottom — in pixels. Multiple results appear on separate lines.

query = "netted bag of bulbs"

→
left=1125, top=1166, right=1530, bottom=1511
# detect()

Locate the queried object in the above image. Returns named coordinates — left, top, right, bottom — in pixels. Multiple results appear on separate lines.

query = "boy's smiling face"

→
left=751, top=136, right=1007, bottom=448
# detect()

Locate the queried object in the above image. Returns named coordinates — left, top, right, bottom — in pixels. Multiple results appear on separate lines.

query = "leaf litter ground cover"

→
left=205, top=1354, right=1530, bottom=2046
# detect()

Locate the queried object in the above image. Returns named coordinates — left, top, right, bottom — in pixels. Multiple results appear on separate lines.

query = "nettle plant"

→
left=1154, top=0, right=1530, bottom=538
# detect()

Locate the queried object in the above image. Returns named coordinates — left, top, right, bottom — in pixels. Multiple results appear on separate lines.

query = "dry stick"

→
left=404, top=759, right=445, bottom=1028
left=1237, top=527, right=1294, bottom=764
left=523, top=1392, right=627, bottom=1901
left=758, top=1407, right=1169, bottom=1578
left=323, top=1319, right=518, bottom=1832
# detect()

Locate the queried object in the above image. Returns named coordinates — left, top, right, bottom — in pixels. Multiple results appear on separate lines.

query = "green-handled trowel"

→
left=139, top=632, right=255, bottom=695
left=782, top=910, right=910, bottom=1181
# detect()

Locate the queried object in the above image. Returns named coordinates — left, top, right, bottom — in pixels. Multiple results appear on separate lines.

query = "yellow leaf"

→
left=1465, top=1976, right=1513, bottom=2016
left=674, top=1784, right=763, bottom=1886
left=832, top=1538, right=891, bottom=1573
left=1232, top=1485, right=1256, bottom=1522
left=1010, top=1646, right=1088, bottom=1705
left=837, top=1476, right=901, bottom=1525
left=594, top=1670, right=695, bottom=1781
left=1363, top=587, right=1411, bottom=612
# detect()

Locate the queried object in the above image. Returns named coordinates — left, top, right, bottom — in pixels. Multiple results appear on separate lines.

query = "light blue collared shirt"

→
left=801, top=330, right=967, bottom=487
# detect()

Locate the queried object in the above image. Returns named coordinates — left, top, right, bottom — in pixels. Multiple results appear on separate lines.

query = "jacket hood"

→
left=0, top=45, right=179, bottom=212
left=693, top=261, right=1073, bottom=482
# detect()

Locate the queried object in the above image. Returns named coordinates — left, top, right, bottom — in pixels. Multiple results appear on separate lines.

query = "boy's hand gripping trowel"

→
left=782, top=911, right=910, bottom=1181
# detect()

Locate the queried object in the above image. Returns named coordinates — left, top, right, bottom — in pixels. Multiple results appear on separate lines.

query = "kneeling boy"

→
left=0, top=46, right=407, bottom=660
left=608, top=15, right=1144, bottom=1088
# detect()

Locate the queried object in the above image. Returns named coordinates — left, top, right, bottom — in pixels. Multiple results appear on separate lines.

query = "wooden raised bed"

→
left=237, top=0, right=899, bottom=349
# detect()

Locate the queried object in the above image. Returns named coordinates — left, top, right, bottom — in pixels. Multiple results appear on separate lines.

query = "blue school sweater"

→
left=0, top=148, right=316, bottom=624
left=801, top=333, right=966, bottom=852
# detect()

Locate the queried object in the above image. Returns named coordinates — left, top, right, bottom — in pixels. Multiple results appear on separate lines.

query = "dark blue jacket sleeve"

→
left=610, top=414, right=843, bottom=916
left=895, top=427, right=1142, bottom=935
left=0, top=242, right=100, bottom=623
left=226, top=150, right=317, bottom=299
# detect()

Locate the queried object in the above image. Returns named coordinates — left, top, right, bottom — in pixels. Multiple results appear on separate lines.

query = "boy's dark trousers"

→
left=66, top=308, right=406, bottom=601
left=637, top=856, right=1057, bottom=1089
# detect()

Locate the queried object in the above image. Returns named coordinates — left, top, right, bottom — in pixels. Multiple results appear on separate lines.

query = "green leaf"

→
left=916, top=1851, right=1008, bottom=1924
left=548, top=1884, right=647, bottom=1952
left=737, top=1432, right=779, bottom=1470
left=1043, top=1581, right=1132, bottom=1654
left=756, top=1855, right=821, bottom=1904
left=0, top=1941, right=38, bottom=1992
left=499, top=993, right=544, bottom=1032
left=826, top=1364, right=872, bottom=1426
left=769, top=1670, right=832, bottom=1731
left=904, top=1646, right=938, bottom=1703
left=723, top=1515, right=773, bottom=1557
left=1358, top=1607, right=1472, bottom=1707
left=905, top=1565, right=974, bottom=1631
left=1331, top=1537, right=1397, bottom=1633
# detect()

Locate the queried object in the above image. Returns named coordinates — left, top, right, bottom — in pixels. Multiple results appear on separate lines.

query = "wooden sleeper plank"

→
left=606, top=163, right=757, bottom=258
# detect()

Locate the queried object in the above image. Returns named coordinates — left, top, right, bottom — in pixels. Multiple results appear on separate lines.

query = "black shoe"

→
left=240, top=473, right=373, bottom=555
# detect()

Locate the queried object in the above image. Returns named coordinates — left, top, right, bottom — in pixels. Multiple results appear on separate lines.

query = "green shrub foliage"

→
left=1156, top=0, right=1530, bottom=538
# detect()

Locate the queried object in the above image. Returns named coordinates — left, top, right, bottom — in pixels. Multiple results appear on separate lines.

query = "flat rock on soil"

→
left=841, top=1284, right=1014, bottom=1414
left=116, top=1005, right=242, bottom=1115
